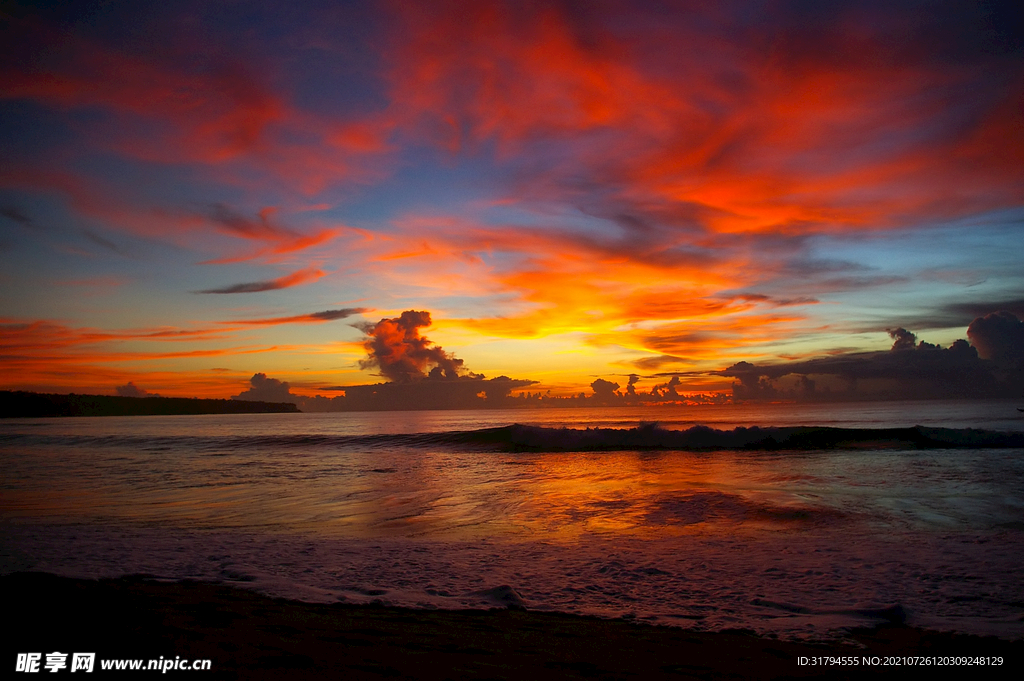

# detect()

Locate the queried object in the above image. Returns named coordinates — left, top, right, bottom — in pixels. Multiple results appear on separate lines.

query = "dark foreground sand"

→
left=4, top=572, right=1019, bottom=679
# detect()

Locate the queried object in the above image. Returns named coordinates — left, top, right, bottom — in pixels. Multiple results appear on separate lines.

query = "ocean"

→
left=2, top=399, right=1022, bottom=641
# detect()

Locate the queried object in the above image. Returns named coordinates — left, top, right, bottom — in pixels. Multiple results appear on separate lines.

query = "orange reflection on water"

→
left=2, top=425, right=833, bottom=542
left=487, top=449, right=825, bottom=542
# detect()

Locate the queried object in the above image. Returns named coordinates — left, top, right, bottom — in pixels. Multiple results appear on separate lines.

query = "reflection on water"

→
left=3, top=433, right=1020, bottom=538
left=1, top=401, right=1023, bottom=640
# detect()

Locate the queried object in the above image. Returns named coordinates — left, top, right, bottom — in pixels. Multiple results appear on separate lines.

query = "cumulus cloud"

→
left=229, top=369, right=537, bottom=412
left=653, top=376, right=682, bottom=398
left=968, top=311, right=1024, bottom=365
left=590, top=378, right=620, bottom=401
left=358, top=310, right=466, bottom=383
left=232, top=373, right=298, bottom=403
left=887, top=327, right=918, bottom=351
left=340, top=375, right=536, bottom=411
left=720, top=320, right=1018, bottom=401
left=115, top=382, right=156, bottom=397
left=310, top=309, right=540, bottom=409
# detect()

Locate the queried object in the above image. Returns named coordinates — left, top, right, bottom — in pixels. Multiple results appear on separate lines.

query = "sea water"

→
left=1, top=400, right=1022, bottom=641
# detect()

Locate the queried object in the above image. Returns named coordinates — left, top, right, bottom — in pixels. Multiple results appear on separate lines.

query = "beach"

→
left=6, top=572, right=1021, bottom=679
left=3, top=403, right=1023, bottom=677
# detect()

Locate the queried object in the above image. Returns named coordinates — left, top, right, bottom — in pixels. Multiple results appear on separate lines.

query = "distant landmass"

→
left=0, top=391, right=301, bottom=418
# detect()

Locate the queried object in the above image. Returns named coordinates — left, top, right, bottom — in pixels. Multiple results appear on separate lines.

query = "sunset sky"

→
left=1, top=0, right=1022, bottom=400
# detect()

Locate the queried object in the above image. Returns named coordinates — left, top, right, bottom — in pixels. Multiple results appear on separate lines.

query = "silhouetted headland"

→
left=0, top=391, right=300, bottom=418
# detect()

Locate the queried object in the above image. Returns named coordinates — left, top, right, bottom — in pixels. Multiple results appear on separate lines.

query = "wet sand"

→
left=4, top=572, right=1019, bottom=679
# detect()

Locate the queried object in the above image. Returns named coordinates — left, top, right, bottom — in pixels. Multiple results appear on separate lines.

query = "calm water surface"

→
left=2, top=400, right=1022, bottom=640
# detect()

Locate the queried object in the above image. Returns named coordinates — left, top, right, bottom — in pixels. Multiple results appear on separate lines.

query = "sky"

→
left=1, top=0, right=1022, bottom=402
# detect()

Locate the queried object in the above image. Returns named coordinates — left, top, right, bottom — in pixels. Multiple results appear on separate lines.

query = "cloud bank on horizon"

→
left=0, top=0, right=1021, bottom=400
left=233, top=311, right=536, bottom=410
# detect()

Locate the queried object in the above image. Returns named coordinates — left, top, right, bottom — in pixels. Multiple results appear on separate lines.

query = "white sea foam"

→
left=3, top=520, right=1022, bottom=641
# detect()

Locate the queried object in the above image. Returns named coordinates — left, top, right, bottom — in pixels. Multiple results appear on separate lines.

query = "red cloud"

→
left=0, top=13, right=394, bottom=197
left=0, top=19, right=284, bottom=164
left=385, top=1, right=1023, bottom=234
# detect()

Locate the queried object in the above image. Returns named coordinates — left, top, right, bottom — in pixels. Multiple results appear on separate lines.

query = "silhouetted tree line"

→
left=0, top=391, right=300, bottom=418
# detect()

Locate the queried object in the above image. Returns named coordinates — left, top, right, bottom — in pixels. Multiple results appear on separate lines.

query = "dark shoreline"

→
left=4, top=573, right=1020, bottom=679
left=0, top=391, right=299, bottom=418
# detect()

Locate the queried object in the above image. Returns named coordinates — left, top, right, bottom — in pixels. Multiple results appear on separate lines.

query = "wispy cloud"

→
left=223, top=308, right=370, bottom=326
left=0, top=205, right=34, bottom=227
left=81, top=229, right=123, bottom=254
left=0, top=317, right=300, bottom=395
left=196, top=267, right=325, bottom=294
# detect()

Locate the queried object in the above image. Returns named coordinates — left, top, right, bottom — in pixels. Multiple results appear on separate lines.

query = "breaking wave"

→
left=466, top=423, right=1024, bottom=451
left=8, top=422, right=1024, bottom=452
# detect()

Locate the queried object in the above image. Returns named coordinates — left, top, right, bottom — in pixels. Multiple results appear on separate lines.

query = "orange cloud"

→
left=2, top=2, right=1019, bottom=395
left=353, top=212, right=815, bottom=372
left=385, top=1, right=1023, bottom=236
left=0, top=318, right=306, bottom=396
left=331, top=0, right=1021, bottom=375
